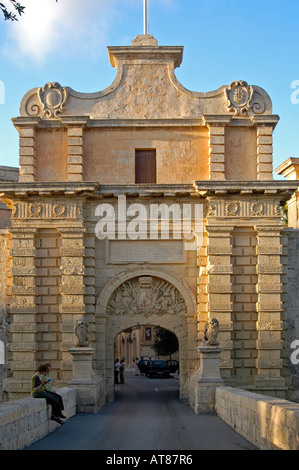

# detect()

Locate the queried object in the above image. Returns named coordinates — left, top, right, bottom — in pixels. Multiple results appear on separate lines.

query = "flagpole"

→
left=143, top=0, right=148, bottom=35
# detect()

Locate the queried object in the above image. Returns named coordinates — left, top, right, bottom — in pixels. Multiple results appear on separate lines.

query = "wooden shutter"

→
left=135, top=150, right=156, bottom=184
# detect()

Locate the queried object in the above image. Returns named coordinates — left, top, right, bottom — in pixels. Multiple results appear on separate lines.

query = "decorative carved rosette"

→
left=250, top=202, right=264, bottom=217
left=38, top=82, right=67, bottom=118
left=225, top=201, right=239, bottom=217
left=28, top=203, right=42, bottom=218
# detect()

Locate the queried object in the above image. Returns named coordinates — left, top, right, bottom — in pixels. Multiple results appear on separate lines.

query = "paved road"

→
left=26, top=372, right=256, bottom=451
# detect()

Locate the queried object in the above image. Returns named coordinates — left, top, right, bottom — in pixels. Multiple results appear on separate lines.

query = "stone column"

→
left=254, top=225, right=286, bottom=392
left=59, top=227, right=86, bottom=383
left=206, top=225, right=234, bottom=383
left=5, top=228, right=37, bottom=398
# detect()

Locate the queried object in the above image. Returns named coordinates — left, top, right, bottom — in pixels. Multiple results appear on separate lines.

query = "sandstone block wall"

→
left=286, top=229, right=299, bottom=401
left=0, top=387, right=76, bottom=450
left=216, top=386, right=299, bottom=450
left=0, top=230, right=11, bottom=402
left=0, top=166, right=18, bottom=229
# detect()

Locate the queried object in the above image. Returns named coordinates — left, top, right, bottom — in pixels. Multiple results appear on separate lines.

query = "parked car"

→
left=167, top=360, right=179, bottom=374
left=147, top=359, right=170, bottom=378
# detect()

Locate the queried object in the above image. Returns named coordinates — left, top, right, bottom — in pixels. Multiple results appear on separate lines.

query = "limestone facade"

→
left=0, top=34, right=298, bottom=407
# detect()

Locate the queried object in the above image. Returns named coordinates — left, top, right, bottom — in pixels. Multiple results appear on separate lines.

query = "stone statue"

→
left=202, top=318, right=220, bottom=346
left=74, top=318, right=91, bottom=347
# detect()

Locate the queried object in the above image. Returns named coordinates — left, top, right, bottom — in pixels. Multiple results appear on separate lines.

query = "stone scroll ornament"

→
left=226, top=80, right=266, bottom=116
left=38, top=82, right=67, bottom=118
left=74, top=318, right=91, bottom=347
left=107, top=276, right=187, bottom=317
left=202, top=318, right=220, bottom=346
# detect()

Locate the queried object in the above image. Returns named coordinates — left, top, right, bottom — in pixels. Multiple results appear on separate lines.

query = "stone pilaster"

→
left=204, top=116, right=230, bottom=181
left=5, top=228, right=37, bottom=398
left=275, top=157, right=299, bottom=229
left=61, top=117, right=89, bottom=183
left=67, top=127, right=83, bottom=182
left=208, top=126, right=225, bottom=180
left=257, top=125, right=273, bottom=181
left=254, top=225, right=286, bottom=391
left=206, top=225, right=234, bottom=382
left=59, top=227, right=86, bottom=383
left=18, top=128, right=36, bottom=183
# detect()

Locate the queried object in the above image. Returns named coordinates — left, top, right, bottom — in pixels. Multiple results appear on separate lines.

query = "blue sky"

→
left=0, top=0, right=299, bottom=177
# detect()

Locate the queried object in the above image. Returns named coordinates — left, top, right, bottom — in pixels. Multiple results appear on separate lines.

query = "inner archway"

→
left=95, top=267, right=197, bottom=405
left=114, top=325, right=179, bottom=374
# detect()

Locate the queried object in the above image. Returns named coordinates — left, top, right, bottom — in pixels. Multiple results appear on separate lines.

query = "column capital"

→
left=206, top=225, right=235, bottom=234
left=58, top=227, right=86, bottom=236
left=203, top=115, right=231, bottom=127
left=254, top=225, right=284, bottom=234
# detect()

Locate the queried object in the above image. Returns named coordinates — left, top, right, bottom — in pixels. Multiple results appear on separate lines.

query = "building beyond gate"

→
left=0, top=34, right=299, bottom=406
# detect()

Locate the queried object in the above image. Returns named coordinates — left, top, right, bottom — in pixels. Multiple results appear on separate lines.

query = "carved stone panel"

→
left=38, top=82, right=67, bottom=118
left=107, top=276, right=187, bottom=317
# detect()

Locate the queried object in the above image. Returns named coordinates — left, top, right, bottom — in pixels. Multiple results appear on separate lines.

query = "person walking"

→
left=135, top=357, right=140, bottom=376
left=114, top=358, right=121, bottom=384
left=31, top=364, right=65, bottom=425
left=120, top=359, right=125, bottom=384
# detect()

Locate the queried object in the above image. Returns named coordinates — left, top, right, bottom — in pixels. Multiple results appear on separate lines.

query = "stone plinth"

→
left=191, top=345, right=224, bottom=414
left=68, top=347, right=105, bottom=413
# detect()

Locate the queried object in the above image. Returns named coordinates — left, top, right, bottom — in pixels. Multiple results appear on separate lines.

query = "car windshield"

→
left=152, top=361, right=167, bottom=365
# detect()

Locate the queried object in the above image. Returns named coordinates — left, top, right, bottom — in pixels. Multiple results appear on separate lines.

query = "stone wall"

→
left=286, top=228, right=299, bottom=401
left=216, top=386, right=299, bottom=450
left=0, top=230, right=11, bottom=403
left=0, top=166, right=18, bottom=229
left=0, top=387, right=76, bottom=450
left=0, top=166, right=18, bottom=398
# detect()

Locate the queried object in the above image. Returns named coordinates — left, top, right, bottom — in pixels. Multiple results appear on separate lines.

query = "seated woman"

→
left=42, top=363, right=65, bottom=417
left=31, top=364, right=65, bottom=425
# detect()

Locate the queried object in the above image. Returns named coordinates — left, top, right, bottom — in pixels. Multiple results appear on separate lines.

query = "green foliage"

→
left=281, top=203, right=288, bottom=226
left=153, top=327, right=178, bottom=359
left=0, top=1, right=25, bottom=21
left=1, top=0, right=58, bottom=21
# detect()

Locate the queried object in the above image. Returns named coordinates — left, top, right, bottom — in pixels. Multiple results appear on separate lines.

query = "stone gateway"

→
left=0, top=34, right=299, bottom=411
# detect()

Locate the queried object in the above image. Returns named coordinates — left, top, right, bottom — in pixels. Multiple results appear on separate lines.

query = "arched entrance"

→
left=95, top=268, right=197, bottom=404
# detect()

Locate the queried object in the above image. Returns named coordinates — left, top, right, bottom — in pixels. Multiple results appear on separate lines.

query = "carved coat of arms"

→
left=38, top=82, right=67, bottom=118
left=226, top=80, right=253, bottom=116
left=107, top=276, right=187, bottom=317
